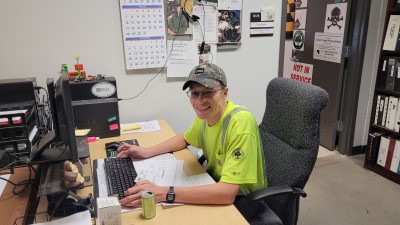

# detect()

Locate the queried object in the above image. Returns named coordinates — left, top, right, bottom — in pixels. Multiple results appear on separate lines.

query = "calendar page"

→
left=120, top=0, right=167, bottom=70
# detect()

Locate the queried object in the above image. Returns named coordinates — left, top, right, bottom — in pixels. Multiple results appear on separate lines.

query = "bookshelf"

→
left=365, top=0, right=400, bottom=185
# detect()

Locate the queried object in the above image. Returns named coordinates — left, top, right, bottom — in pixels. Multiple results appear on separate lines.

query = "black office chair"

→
left=234, top=77, right=328, bottom=225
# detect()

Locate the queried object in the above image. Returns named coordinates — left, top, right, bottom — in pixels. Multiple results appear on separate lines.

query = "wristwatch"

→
left=166, top=186, right=175, bottom=203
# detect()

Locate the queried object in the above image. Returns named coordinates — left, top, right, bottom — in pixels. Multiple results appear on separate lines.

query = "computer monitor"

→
left=30, top=73, right=88, bottom=164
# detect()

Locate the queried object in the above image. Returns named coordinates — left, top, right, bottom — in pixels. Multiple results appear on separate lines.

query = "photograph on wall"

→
left=197, top=43, right=217, bottom=64
left=294, top=8, right=307, bottom=30
left=218, top=10, right=241, bottom=43
left=324, top=3, right=347, bottom=34
left=295, top=0, right=308, bottom=8
left=166, top=0, right=193, bottom=37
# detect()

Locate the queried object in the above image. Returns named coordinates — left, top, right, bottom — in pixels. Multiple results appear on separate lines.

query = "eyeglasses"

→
left=186, top=88, right=224, bottom=99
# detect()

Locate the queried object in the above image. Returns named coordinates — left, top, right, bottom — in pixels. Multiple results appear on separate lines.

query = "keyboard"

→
left=104, top=157, right=137, bottom=199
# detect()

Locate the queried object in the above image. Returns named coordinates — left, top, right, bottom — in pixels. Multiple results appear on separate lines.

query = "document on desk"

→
left=120, top=120, right=161, bottom=134
left=0, top=174, right=11, bottom=196
left=30, top=210, right=92, bottom=225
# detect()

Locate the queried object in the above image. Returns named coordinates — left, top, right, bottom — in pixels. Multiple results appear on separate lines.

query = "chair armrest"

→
left=247, top=185, right=307, bottom=202
left=234, top=185, right=306, bottom=220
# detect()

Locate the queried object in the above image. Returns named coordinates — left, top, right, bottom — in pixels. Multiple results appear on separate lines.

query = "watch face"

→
left=167, top=194, right=174, bottom=201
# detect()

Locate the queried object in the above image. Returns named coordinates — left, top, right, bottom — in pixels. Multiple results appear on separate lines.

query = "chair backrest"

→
left=259, top=77, right=328, bottom=224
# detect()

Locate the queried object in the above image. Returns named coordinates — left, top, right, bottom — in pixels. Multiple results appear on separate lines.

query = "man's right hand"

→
left=116, top=143, right=152, bottom=159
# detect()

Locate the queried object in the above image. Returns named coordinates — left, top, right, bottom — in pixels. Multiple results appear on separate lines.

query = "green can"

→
left=141, top=191, right=156, bottom=219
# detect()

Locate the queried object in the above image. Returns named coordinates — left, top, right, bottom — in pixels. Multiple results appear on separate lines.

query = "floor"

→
left=298, top=146, right=400, bottom=225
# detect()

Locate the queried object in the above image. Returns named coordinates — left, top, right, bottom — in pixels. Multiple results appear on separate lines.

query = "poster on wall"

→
left=289, top=61, right=313, bottom=84
left=313, top=32, right=344, bottom=63
left=294, top=8, right=307, bottom=30
left=324, top=3, right=347, bottom=34
left=295, top=0, right=308, bottom=8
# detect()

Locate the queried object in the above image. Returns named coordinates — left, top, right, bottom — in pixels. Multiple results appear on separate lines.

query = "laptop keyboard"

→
left=104, top=157, right=137, bottom=199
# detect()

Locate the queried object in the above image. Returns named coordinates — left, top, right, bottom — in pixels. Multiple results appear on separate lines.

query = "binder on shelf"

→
left=385, top=58, right=396, bottom=91
left=377, top=96, right=385, bottom=126
left=365, top=132, right=384, bottom=164
left=390, top=140, right=400, bottom=173
left=395, top=98, right=400, bottom=132
left=379, top=57, right=389, bottom=89
left=394, top=59, right=400, bottom=92
left=386, top=96, right=399, bottom=130
left=385, top=137, right=396, bottom=170
left=381, top=96, right=389, bottom=126
left=374, top=95, right=382, bottom=125
left=383, top=15, right=400, bottom=51
left=377, top=136, right=390, bottom=167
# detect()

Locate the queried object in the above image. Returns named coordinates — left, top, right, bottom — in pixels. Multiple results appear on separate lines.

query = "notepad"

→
left=121, top=123, right=141, bottom=131
left=75, top=129, right=91, bottom=137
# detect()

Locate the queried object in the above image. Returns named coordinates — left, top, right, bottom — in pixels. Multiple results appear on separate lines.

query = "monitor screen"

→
left=53, top=73, right=78, bottom=163
left=30, top=73, right=88, bottom=164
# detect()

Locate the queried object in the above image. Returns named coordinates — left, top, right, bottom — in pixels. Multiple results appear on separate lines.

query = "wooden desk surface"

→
left=0, top=167, right=35, bottom=225
left=89, top=120, right=249, bottom=225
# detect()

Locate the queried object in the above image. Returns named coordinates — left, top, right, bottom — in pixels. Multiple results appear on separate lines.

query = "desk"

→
left=0, top=167, right=36, bottom=225
left=39, top=120, right=249, bottom=225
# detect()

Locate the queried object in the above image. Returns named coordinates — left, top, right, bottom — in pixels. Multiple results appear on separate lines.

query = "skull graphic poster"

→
left=324, top=3, right=347, bottom=34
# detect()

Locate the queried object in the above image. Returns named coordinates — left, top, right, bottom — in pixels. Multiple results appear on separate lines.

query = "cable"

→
left=0, top=153, right=37, bottom=195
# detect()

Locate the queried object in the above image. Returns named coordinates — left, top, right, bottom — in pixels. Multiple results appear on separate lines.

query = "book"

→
left=377, top=136, right=389, bottom=167
left=377, top=96, right=385, bottom=125
left=385, top=137, right=396, bottom=170
left=365, top=132, right=384, bottom=164
left=374, top=95, right=382, bottom=125
left=395, top=98, right=400, bottom=132
left=378, top=57, right=388, bottom=89
left=390, top=139, right=400, bottom=173
left=385, top=58, right=396, bottom=91
left=381, top=96, right=389, bottom=126
left=394, top=59, right=400, bottom=92
left=383, top=15, right=400, bottom=51
left=386, top=96, right=399, bottom=130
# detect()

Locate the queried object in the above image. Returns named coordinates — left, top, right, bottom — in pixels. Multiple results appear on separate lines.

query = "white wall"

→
left=354, top=0, right=387, bottom=147
left=0, top=0, right=282, bottom=135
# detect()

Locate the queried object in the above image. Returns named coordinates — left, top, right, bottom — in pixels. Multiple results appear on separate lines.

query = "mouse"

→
left=105, top=142, right=121, bottom=151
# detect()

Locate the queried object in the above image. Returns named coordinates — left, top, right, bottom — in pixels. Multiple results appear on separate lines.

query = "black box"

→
left=0, top=77, right=38, bottom=104
left=72, top=99, right=120, bottom=138
left=69, top=77, right=117, bottom=101
left=69, top=77, right=120, bottom=138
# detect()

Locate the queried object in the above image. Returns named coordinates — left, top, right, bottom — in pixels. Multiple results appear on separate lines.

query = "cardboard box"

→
left=97, top=197, right=121, bottom=225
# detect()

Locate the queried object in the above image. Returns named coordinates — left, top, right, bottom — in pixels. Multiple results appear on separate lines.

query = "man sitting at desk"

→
left=117, top=63, right=267, bottom=206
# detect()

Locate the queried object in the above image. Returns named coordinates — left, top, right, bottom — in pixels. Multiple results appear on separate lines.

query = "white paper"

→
left=260, top=6, right=275, bottom=22
left=166, top=40, right=197, bottom=78
left=218, top=0, right=242, bottom=10
left=313, top=32, right=344, bottom=63
left=176, top=173, right=215, bottom=187
left=196, top=43, right=217, bottom=64
left=0, top=174, right=11, bottom=196
left=294, top=8, right=307, bottom=30
left=120, top=120, right=161, bottom=134
left=29, top=210, right=92, bottom=225
left=134, top=160, right=183, bottom=186
left=193, top=5, right=218, bottom=43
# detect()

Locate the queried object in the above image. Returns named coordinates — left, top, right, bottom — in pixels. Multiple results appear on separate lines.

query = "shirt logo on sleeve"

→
left=232, top=148, right=245, bottom=161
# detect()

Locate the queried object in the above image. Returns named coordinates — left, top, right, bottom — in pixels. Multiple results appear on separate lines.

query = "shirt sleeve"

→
left=219, top=113, right=260, bottom=184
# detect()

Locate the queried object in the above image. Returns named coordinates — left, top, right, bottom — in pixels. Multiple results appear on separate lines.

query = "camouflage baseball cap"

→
left=182, top=63, right=227, bottom=90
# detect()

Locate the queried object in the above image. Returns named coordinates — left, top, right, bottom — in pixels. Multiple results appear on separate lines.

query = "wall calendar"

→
left=119, top=0, right=167, bottom=70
